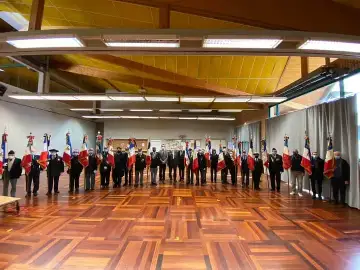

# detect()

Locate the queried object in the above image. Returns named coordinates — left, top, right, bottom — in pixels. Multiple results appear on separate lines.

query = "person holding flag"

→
left=186, top=148, right=194, bottom=185
left=21, top=133, right=34, bottom=177
left=210, top=149, right=218, bottom=183
left=68, top=149, right=83, bottom=193
left=177, top=146, right=185, bottom=182
left=324, top=136, right=335, bottom=179
left=331, top=151, right=350, bottom=205
left=100, top=147, right=111, bottom=188
left=219, top=146, right=228, bottom=184
left=85, top=148, right=97, bottom=191
left=192, top=147, right=199, bottom=183
left=126, top=138, right=136, bottom=186
left=106, top=137, right=115, bottom=168
left=47, top=149, right=64, bottom=196
left=300, top=133, right=312, bottom=176
left=310, top=151, right=324, bottom=200
left=269, top=148, right=283, bottom=192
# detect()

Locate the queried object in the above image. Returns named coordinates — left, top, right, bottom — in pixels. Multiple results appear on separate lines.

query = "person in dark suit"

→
left=253, top=152, right=264, bottom=190
left=177, top=147, right=185, bottom=181
left=241, top=151, right=250, bottom=187
left=331, top=151, right=350, bottom=205
left=210, top=149, right=218, bottom=183
left=221, top=147, right=229, bottom=184
left=197, top=149, right=207, bottom=186
left=26, top=152, right=41, bottom=197
left=310, top=151, right=325, bottom=200
left=85, top=148, right=97, bottom=191
left=186, top=148, right=194, bottom=185
left=100, top=150, right=111, bottom=188
left=135, top=149, right=146, bottom=187
left=268, top=148, right=283, bottom=192
left=113, top=147, right=122, bottom=188
left=158, top=144, right=168, bottom=183
left=168, top=150, right=176, bottom=182
left=150, top=147, right=160, bottom=186
left=224, top=149, right=234, bottom=185
left=47, top=149, right=64, bottom=196
left=2, top=150, right=22, bottom=197
left=68, top=149, right=83, bottom=193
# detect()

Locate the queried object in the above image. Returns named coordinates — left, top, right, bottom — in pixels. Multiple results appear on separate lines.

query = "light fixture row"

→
left=5, top=35, right=360, bottom=53
left=82, top=115, right=236, bottom=121
left=70, top=108, right=243, bottom=113
left=8, top=94, right=286, bottom=103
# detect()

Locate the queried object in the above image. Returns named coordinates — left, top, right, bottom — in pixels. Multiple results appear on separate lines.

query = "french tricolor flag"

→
left=38, top=133, right=50, bottom=170
left=324, top=137, right=335, bottom=178
left=127, top=138, right=136, bottom=169
left=79, top=135, right=89, bottom=168
left=63, top=132, right=72, bottom=168
left=217, top=152, right=226, bottom=171
left=0, top=131, right=8, bottom=175
left=146, top=141, right=151, bottom=166
left=247, top=138, right=255, bottom=171
left=192, top=148, right=199, bottom=171
left=262, top=139, right=269, bottom=168
left=301, top=135, right=312, bottom=175
left=184, top=141, right=190, bottom=167
left=283, top=136, right=291, bottom=170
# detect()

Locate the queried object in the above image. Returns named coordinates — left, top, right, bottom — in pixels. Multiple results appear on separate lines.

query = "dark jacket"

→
left=150, top=151, right=160, bottom=168
left=4, top=158, right=22, bottom=179
left=48, top=156, right=64, bottom=177
left=332, top=158, right=350, bottom=182
left=198, top=154, right=207, bottom=170
left=224, top=152, right=234, bottom=169
left=70, top=156, right=83, bottom=176
left=100, top=160, right=111, bottom=174
left=115, top=151, right=128, bottom=171
left=241, top=156, right=249, bottom=172
left=30, top=155, right=41, bottom=176
left=135, top=154, right=146, bottom=171
left=291, top=154, right=304, bottom=172
left=177, top=150, right=185, bottom=168
left=269, top=154, right=283, bottom=173
left=188, top=154, right=194, bottom=170
left=311, top=157, right=324, bottom=180
left=211, top=154, right=219, bottom=168
left=253, top=157, right=264, bottom=174
left=168, top=151, right=176, bottom=167
left=85, top=155, right=98, bottom=173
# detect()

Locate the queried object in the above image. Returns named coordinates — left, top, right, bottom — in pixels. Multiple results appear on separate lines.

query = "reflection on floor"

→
left=0, top=172, right=359, bottom=270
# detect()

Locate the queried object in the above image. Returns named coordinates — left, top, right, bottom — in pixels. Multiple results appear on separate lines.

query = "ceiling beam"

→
left=301, top=57, right=309, bottom=78
left=28, top=0, right=45, bottom=31
left=88, top=54, right=247, bottom=95
left=116, top=0, right=360, bottom=35
left=159, top=4, right=170, bottom=29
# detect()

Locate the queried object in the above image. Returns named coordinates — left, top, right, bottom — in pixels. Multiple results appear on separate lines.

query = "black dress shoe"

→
left=33, top=192, right=38, bottom=197
left=25, top=193, right=31, bottom=198
left=312, top=195, right=316, bottom=200
left=55, top=191, right=60, bottom=194
left=46, top=192, right=52, bottom=196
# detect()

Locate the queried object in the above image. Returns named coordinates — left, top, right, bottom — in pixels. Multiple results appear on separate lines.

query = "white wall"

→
left=104, top=119, right=234, bottom=149
left=0, top=100, right=96, bottom=157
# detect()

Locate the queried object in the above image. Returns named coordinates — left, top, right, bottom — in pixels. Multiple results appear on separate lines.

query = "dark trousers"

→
left=253, top=172, right=261, bottom=189
left=186, top=167, right=194, bottom=184
left=241, top=170, right=249, bottom=186
left=178, top=166, right=185, bottom=180
left=48, top=175, right=59, bottom=193
left=101, top=172, right=110, bottom=187
left=229, top=167, right=236, bottom=185
left=159, top=164, right=166, bottom=181
left=127, top=169, right=133, bottom=185
left=169, top=166, right=177, bottom=181
left=270, top=171, right=281, bottom=191
left=69, top=174, right=80, bottom=191
left=211, top=166, right=217, bottom=182
left=200, top=168, right=206, bottom=184
left=221, top=168, right=228, bottom=183
left=331, top=178, right=346, bottom=204
left=311, top=176, right=323, bottom=197
left=27, top=172, right=40, bottom=194
left=112, top=170, right=120, bottom=186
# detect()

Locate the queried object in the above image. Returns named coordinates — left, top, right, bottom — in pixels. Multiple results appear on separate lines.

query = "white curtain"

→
left=267, top=96, right=359, bottom=209
left=236, top=122, right=261, bottom=153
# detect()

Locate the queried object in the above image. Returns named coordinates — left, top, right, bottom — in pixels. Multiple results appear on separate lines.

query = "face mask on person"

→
left=272, top=151, right=277, bottom=156
left=161, top=147, right=165, bottom=150
left=73, top=152, right=79, bottom=157
left=104, top=149, right=108, bottom=153
left=8, top=155, right=14, bottom=160
left=254, top=154, right=259, bottom=159
left=335, top=156, right=341, bottom=160
left=51, top=153, right=56, bottom=159
left=152, top=148, right=156, bottom=152
left=138, top=151, right=142, bottom=155
left=89, top=151, right=94, bottom=156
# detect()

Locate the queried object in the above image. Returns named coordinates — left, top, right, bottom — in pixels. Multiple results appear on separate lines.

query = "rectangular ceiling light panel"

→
left=7, top=37, right=84, bottom=48
left=203, top=38, right=282, bottom=49
left=214, top=97, right=250, bottom=103
left=249, top=97, right=287, bottom=103
left=180, top=97, right=214, bottom=103
left=145, top=96, right=179, bottom=102
left=188, top=109, right=212, bottom=112
left=105, top=40, right=179, bottom=48
left=299, top=40, right=360, bottom=53
left=109, top=96, right=145, bottom=101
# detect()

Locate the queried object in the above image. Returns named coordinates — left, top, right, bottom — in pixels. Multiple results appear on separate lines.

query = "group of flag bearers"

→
left=0, top=130, right=351, bottom=205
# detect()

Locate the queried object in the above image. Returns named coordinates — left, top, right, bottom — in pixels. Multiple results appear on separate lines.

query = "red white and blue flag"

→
left=127, top=138, right=136, bottom=169
left=63, top=132, right=72, bottom=168
left=146, top=140, right=151, bottom=166
left=21, top=133, right=34, bottom=175
left=205, top=136, right=211, bottom=167
left=184, top=141, right=190, bottom=167
left=247, top=138, right=255, bottom=171
left=0, top=130, right=8, bottom=175
left=217, top=152, right=226, bottom=171
left=107, top=137, right=115, bottom=167
left=262, top=139, right=269, bottom=168
left=301, top=135, right=312, bottom=175
left=38, top=133, right=50, bottom=169
left=283, top=136, right=291, bottom=170
left=192, top=148, right=199, bottom=171
left=324, top=137, right=335, bottom=178
left=79, top=135, right=89, bottom=168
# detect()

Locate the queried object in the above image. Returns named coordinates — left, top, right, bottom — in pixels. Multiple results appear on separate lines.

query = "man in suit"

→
left=228, top=150, right=236, bottom=186
left=159, top=144, right=168, bottom=183
left=26, top=150, right=41, bottom=197
left=135, top=148, right=146, bottom=187
left=121, top=148, right=130, bottom=186
left=186, top=148, right=194, bottom=185
left=168, top=150, right=176, bottom=182
left=150, top=147, right=159, bottom=186
left=177, top=147, right=185, bottom=182
left=113, top=147, right=122, bottom=188
left=47, top=149, right=64, bottom=196
left=221, top=147, right=229, bottom=184
left=210, top=149, right=218, bottom=183
left=268, top=148, right=283, bottom=192
left=100, top=149, right=111, bottom=188
left=85, top=148, right=97, bottom=191
left=197, top=149, right=207, bottom=186
left=253, top=152, right=264, bottom=190
left=241, top=151, right=250, bottom=187
left=331, top=151, right=350, bottom=205
left=310, top=151, right=325, bottom=200
left=2, top=150, right=22, bottom=197
left=68, top=149, right=83, bottom=193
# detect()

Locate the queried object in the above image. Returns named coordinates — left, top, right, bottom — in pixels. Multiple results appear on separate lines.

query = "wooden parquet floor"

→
left=0, top=172, right=360, bottom=270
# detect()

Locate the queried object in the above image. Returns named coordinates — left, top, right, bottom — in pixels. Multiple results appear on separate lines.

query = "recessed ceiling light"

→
left=105, top=40, right=179, bottom=48
left=160, top=117, right=178, bottom=119
left=180, top=97, right=214, bottom=103
left=140, top=116, right=159, bottom=119
left=249, top=97, right=287, bottom=103
left=121, top=116, right=140, bottom=119
left=197, top=117, right=217, bottom=120
left=218, top=109, right=243, bottom=112
left=7, top=37, right=84, bottom=48
left=188, top=109, right=213, bottom=112
left=203, top=38, right=282, bottom=49
left=299, top=40, right=360, bottom=53
left=99, top=109, right=124, bottom=112
left=159, top=109, right=182, bottom=112
left=214, top=97, right=250, bottom=103
left=216, top=117, right=236, bottom=121
left=8, top=95, right=44, bottom=100
left=145, top=96, right=179, bottom=102
left=179, top=117, right=197, bottom=120
left=109, top=96, right=145, bottom=101
left=70, top=108, right=93, bottom=111
left=129, top=109, right=153, bottom=112
left=82, top=115, right=120, bottom=119
left=42, top=95, right=77, bottom=101
left=75, top=96, right=110, bottom=101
